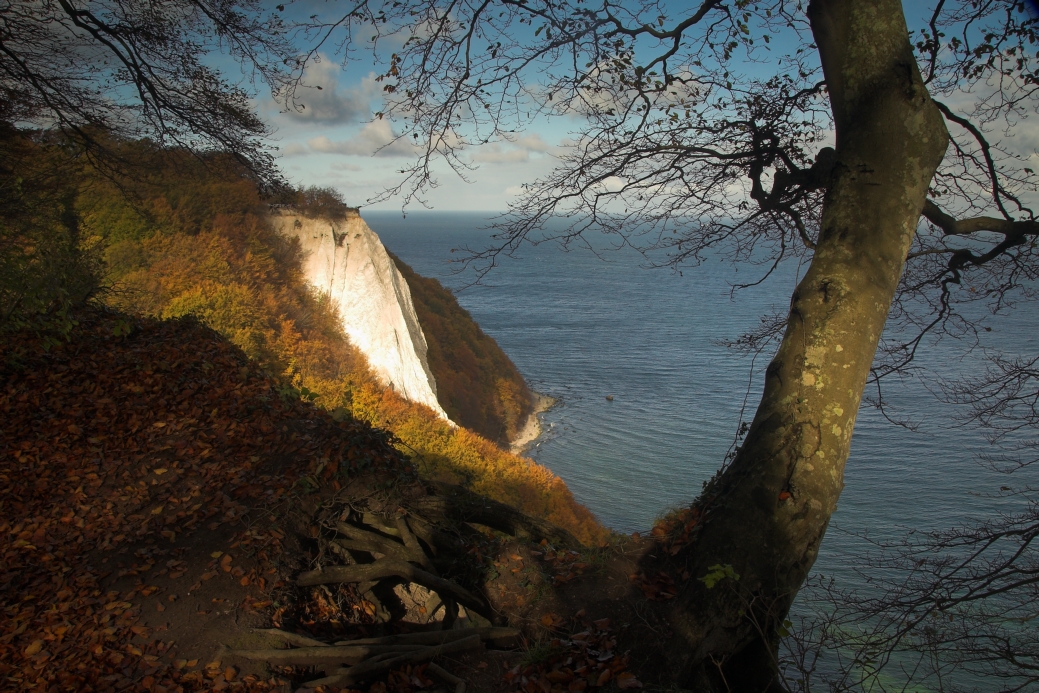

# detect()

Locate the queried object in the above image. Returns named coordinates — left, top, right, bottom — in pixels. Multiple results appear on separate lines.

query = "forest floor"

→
left=1, top=309, right=689, bottom=693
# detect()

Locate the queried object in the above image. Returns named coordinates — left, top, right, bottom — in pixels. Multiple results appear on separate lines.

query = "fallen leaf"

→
left=24, top=640, right=44, bottom=656
left=616, top=672, right=642, bottom=689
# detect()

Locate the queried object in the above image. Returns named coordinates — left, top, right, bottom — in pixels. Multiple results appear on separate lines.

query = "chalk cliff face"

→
left=270, top=209, right=450, bottom=421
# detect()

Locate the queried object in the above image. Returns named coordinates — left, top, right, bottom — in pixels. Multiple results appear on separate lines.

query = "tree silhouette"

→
left=1, top=0, right=295, bottom=182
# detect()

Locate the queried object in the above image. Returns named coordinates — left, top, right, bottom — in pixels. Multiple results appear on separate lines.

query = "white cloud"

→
left=468, top=132, right=557, bottom=164
left=505, top=185, right=525, bottom=196
left=472, top=145, right=530, bottom=163
left=515, top=133, right=553, bottom=153
left=279, top=142, right=308, bottom=157
left=307, top=120, right=419, bottom=157
left=283, top=58, right=382, bottom=124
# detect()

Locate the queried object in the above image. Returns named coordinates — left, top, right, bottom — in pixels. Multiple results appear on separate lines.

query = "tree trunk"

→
left=660, top=0, right=950, bottom=688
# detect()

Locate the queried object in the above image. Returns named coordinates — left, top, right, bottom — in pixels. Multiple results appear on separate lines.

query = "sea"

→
left=367, top=210, right=1034, bottom=588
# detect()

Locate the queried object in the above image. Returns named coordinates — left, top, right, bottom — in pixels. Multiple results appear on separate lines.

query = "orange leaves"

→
left=616, top=672, right=643, bottom=689
left=648, top=503, right=708, bottom=556
left=629, top=572, right=678, bottom=601
left=541, top=613, right=566, bottom=629
left=505, top=613, right=640, bottom=693
left=0, top=308, right=412, bottom=693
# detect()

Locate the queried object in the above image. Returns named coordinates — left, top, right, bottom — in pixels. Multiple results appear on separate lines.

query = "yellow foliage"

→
left=83, top=147, right=605, bottom=544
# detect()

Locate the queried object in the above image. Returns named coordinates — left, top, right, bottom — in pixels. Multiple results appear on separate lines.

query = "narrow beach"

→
left=510, top=392, right=557, bottom=455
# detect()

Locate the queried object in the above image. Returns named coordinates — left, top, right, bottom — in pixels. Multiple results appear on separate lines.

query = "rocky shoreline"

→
left=510, top=391, right=557, bottom=455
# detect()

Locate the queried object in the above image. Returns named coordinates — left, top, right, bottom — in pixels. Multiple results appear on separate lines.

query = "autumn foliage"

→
left=60, top=141, right=602, bottom=545
left=389, top=252, right=534, bottom=446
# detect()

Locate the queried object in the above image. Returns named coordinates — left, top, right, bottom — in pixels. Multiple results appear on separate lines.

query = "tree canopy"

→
left=0, top=0, right=295, bottom=182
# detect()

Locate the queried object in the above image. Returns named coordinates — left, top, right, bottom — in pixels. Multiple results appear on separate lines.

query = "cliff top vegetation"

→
left=390, top=252, right=534, bottom=447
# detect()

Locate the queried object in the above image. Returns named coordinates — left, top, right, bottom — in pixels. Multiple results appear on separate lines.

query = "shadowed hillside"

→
left=32, top=140, right=604, bottom=544
left=390, top=252, right=534, bottom=446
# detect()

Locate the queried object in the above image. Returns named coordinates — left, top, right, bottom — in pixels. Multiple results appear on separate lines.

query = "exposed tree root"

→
left=329, top=627, right=520, bottom=648
left=229, top=482, right=571, bottom=690
left=224, top=628, right=515, bottom=688
left=297, top=558, right=491, bottom=620
left=304, top=633, right=484, bottom=687
left=428, top=662, right=467, bottom=693
left=251, top=629, right=329, bottom=648
left=413, top=483, right=581, bottom=549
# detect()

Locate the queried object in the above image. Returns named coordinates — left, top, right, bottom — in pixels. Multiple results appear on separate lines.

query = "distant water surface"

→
left=368, top=210, right=1033, bottom=583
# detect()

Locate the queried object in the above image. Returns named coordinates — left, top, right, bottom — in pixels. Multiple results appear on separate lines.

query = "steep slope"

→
left=0, top=308, right=409, bottom=692
left=389, top=252, right=534, bottom=446
left=1, top=309, right=653, bottom=693
left=72, top=148, right=604, bottom=544
left=269, top=209, right=448, bottom=420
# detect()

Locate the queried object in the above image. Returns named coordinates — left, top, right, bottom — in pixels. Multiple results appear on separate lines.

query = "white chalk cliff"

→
left=269, top=209, right=450, bottom=421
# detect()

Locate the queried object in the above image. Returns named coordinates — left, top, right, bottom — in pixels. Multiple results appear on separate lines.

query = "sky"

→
left=253, top=2, right=1039, bottom=214
left=258, top=55, right=572, bottom=212
left=254, top=0, right=769, bottom=212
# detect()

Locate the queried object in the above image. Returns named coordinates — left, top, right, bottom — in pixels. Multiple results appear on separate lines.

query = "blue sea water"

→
left=367, top=210, right=1034, bottom=584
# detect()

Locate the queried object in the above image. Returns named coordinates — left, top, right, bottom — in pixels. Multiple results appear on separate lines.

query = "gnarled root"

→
left=304, top=633, right=483, bottom=687
left=414, top=482, right=581, bottom=549
left=428, top=663, right=467, bottom=693
left=266, top=483, right=575, bottom=689
left=224, top=628, right=518, bottom=690
left=297, top=558, right=491, bottom=621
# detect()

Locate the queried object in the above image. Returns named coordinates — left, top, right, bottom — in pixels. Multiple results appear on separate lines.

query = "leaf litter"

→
left=1, top=310, right=410, bottom=692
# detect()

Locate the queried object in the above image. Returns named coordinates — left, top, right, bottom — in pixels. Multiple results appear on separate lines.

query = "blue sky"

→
left=258, top=51, right=574, bottom=212
left=253, top=2, right=1039, bottom=214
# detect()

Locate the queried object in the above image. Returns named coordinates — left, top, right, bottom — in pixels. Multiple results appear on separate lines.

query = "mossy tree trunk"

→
left=660, top=0, right=951, bottom=688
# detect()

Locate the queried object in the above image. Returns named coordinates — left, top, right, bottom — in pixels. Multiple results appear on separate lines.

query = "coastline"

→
left=510, top=391, right=557, bottom=456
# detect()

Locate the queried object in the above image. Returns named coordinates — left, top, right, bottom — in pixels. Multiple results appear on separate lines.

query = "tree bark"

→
left=661, top=1, right=950, bottom=688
